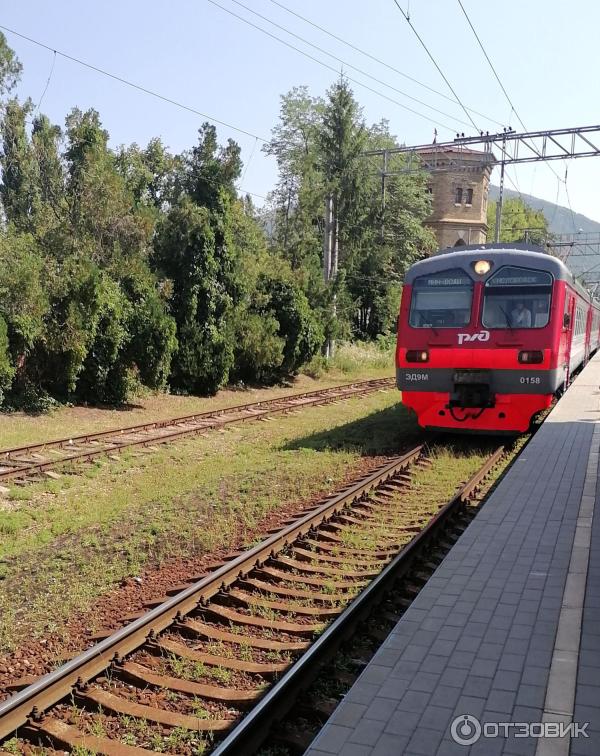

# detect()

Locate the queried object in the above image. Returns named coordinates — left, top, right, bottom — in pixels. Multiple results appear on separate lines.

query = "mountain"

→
left=488, top=185, right=600, bottom=236
left=488, top=186, right=600, bottom=279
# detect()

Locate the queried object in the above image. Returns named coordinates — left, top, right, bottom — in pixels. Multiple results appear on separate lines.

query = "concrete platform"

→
left=305, top=356, right=600, bottom=756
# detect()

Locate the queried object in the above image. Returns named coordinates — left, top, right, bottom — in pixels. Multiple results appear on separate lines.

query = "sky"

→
left=2, top=0, right=600, bottom=221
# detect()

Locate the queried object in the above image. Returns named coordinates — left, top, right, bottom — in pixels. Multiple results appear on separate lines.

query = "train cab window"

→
left=409, top=269, right=473, bottom=328
left=482, top=266, right=553, bottom=329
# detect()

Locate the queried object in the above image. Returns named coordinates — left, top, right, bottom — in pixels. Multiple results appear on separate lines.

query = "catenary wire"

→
left=205, top=0, right=457, bottom=133
left=391, top=0, right=479, bottom=132
left=267, top=0, right=504, bottom=127
left=0, top=23, right=269, bottom=143
left=225, top=0, right=481, bottom=130
left=33, top=48, right=56, bottom=116
left=456, top=0, right=525, bottom=132
left=454, top=0, right=563, bottom=187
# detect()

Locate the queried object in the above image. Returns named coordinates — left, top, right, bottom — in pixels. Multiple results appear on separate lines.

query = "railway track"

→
left=0, top=440, right=511, bottom=755
left=0, top=378, right=394, bottom=488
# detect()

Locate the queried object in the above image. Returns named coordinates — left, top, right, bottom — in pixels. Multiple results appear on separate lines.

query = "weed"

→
left=1, top=739, right=21, bottom=754
left=88, top=716, right=107, bottom=739
left=209, top=666, right=233, bottom=685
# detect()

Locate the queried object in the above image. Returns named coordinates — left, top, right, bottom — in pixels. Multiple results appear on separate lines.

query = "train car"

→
left=396, top=243, right=600, bottom=433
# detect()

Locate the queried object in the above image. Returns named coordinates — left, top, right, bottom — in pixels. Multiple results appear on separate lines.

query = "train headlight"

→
left=473, top=260, right=491, bottom=275
left=406, top=350, right=429, bottom=363
left=518, top=350, right=543, bottom=364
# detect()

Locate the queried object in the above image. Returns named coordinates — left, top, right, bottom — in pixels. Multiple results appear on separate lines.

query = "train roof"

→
left=404, top=243, right=590, bottom=296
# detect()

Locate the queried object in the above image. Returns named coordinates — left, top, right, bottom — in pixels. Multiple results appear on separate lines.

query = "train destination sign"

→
left=415, top=270, right=472, bottom=288
left=486, top=267, right=552, bottom=287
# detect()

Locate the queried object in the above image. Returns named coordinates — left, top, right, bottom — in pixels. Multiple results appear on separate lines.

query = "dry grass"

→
left=0, top=364, right=393, bottom=451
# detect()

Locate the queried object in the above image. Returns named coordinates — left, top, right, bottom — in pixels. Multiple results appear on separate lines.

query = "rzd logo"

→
left=457, top=330, right=490, bottom=345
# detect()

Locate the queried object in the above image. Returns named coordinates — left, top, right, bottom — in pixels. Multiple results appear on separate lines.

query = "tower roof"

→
left=415, top=144, right=492, bottom=157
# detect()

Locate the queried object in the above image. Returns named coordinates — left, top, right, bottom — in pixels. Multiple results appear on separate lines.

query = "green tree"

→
left=263, top=87, right=324, bottom=273
left=64, top=108, right=152, bottom=266
left=76, top=276, right=131, bottom=403
left=0, top=231, right=49, bottom=360
left=319, top=77, right=368, bottom=260
left=487, top=197, right=549, bottom=245
left=0, top=316, right=14, bottom=404
left=120, top=267, right=178, bottom=391
left=0, top=99, right=37, bottom=231
left=115, top=137, right=179, bottom=211
left=0, top=99, right=177, bottom=407
left=30, top=114, right=66, bottom=235
left=154, top=197, right=238, bottom=395
left=0, top=32, right=22, bottom=97
left=264, top=80, right=435, bottom=343
left=152, top=124, right=245, bottom=395
left=184, top=123, right=242, bottom=210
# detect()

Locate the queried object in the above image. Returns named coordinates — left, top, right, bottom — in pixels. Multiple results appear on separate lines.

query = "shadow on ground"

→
left=282, top=402, right=421, bottom=456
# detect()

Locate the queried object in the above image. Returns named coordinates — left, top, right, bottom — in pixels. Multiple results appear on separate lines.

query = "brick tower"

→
left=417, top=145, right=495, bottom=249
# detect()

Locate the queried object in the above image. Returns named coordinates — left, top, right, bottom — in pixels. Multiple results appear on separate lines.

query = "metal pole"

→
left=381, top=150, right=388, bottom=240
left=323, top=194, right=337, bottom=359
left=494, top=141, right=506, bottom=243
left=330, top=202, right=339, bottom=358
left=382, top=150, right=388, bottom=210
left=323, top=194, right=333, bottom=358
left=323, top=194, right=332, bottom=283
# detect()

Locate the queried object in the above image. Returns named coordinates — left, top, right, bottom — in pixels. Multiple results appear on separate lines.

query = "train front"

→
left=396, top=246, right=564, bottom=433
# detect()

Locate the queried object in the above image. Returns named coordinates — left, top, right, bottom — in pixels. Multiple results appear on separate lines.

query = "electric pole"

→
left=323, top=194, right=336, bottom=358
left=494, top=134, right=507, bottom=243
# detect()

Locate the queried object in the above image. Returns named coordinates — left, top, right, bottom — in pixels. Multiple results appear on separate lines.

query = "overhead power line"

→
left=456, top=0, right=525, bottom=132
left=33, top=49, right=56, bottom=116
left=226, top=0, right=475, bottom=130
left=0, top=23, right=269, bottom=143
left=391, top=0, right=479, bottom=133
left=1, top=24, right=271, bottom=202
left=267, top=0, right=503, bottom=127
left=454, top=0, right=562, bottom=188
left=206, top=0, right=457, bottom=133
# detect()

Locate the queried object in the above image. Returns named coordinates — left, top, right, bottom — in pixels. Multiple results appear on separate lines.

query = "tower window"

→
left=426, top=186, right=433, bottom=194
left=455, top=187, right=463, bottom=204
left=465, top=188, right=473, bottom=205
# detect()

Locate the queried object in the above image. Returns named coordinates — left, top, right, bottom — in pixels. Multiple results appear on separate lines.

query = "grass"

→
left=0, top=355, right=393, bottom=450
left=304, top=339, right=394, bottom=379
left=0, top=387, right=415, bottom=652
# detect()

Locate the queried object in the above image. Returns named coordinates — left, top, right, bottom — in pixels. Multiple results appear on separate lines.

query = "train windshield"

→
left=409, top=269, right=473, bottom=328
left=482, top=266, right=553, bottom=329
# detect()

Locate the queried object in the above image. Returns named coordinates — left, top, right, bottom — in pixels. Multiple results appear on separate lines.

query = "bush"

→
left=6, top=381, right=59, bottom=413
left=0, top=316, right=15, bottom=404
left=261, top=275, right=324, bottom=375
left=122, top=274, right=177, bottom=392
left=153, top=198, right=237, bottom=395
left=230, top=312, right=284, bottom=384
left=76, top=277, right=130, bottom=403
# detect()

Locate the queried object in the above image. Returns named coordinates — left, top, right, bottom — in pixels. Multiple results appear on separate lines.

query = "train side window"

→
left=482, top=266, right=553, bottom=329
left=564, top=297, right=572, bottom=329
left=409, top=268, right=473, bottom=328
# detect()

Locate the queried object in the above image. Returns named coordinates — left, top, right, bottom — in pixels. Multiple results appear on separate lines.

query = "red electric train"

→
left=396, top=243, right=600, bottom=433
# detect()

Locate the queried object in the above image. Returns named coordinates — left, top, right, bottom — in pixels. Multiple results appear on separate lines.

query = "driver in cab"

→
left=511, top=301, right=532, bottom=327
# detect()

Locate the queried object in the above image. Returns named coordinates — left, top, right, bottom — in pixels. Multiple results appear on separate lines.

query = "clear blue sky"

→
left=3, top=0, right=600, bottom=221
